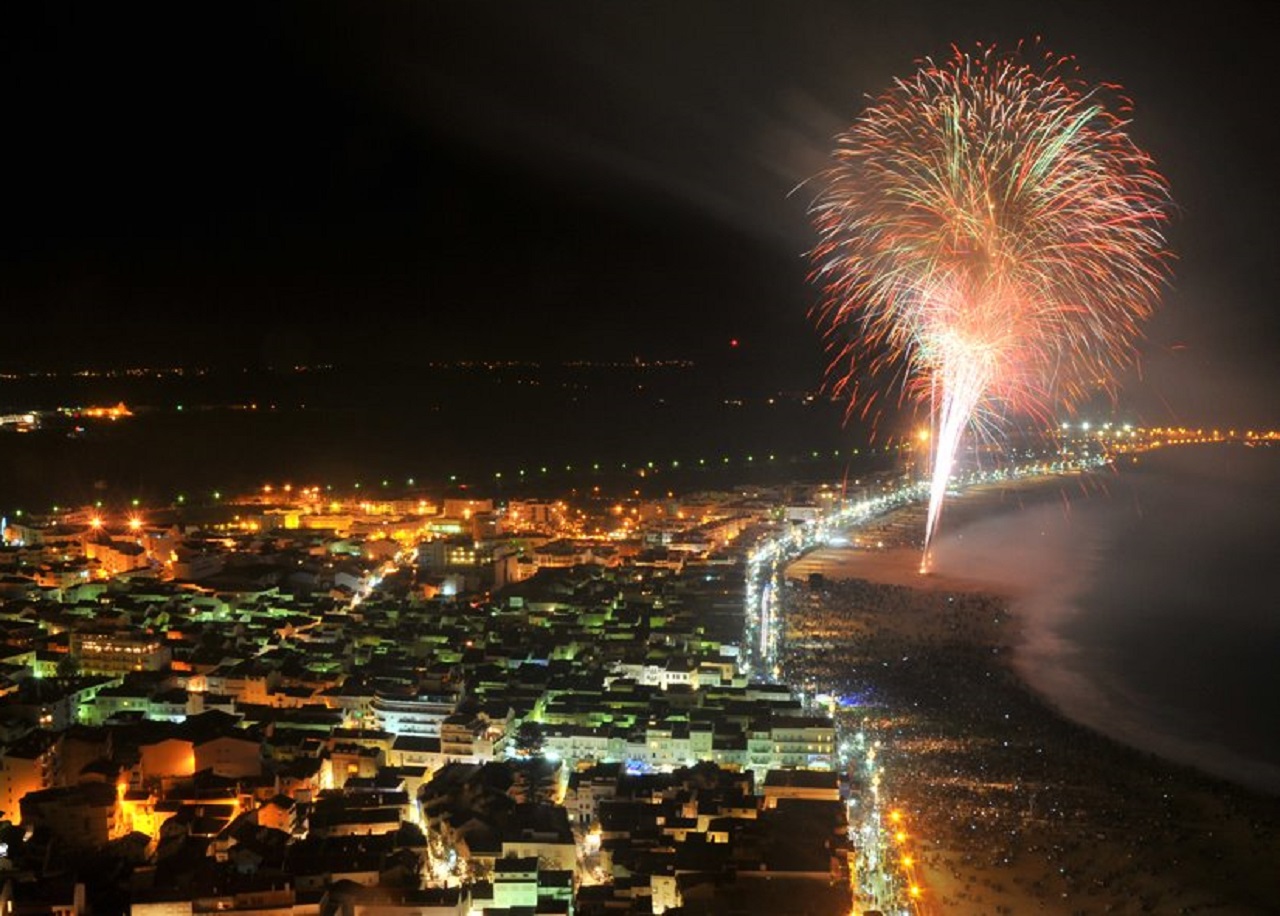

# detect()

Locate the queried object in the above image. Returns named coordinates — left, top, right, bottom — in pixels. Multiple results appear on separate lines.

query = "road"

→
left=739, top=453, right=1107, bottom=914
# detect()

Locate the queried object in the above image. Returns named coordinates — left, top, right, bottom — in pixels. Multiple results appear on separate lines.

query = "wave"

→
left=929, top=449, right=1280, bottom=795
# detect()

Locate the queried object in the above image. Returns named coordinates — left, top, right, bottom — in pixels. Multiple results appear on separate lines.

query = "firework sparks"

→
left=809, top=43, right=1171, bottom=569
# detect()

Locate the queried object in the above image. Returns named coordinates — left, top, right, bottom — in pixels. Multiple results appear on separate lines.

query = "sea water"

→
left=933, top=443, right=1280, bottom=794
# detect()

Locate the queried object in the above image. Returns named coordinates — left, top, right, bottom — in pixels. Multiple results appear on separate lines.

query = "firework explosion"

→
left=809, top=44, right=1171, bottom=570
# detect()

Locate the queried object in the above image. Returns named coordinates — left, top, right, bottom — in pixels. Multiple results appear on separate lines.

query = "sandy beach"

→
left=782, top=482, right=1280, bottom=915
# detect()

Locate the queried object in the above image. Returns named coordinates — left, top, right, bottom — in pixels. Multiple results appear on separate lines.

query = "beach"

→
left=783, top=476, right=1280, bottom=914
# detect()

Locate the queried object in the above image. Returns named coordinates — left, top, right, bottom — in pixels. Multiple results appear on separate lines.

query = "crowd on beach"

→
left=778, top=567, right=1280, bottom=914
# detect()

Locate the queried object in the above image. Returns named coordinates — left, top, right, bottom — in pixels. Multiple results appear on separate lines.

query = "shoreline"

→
left=782, top=485, right=1280, bottom=914
left=803, top=469, right=1280, bottom=797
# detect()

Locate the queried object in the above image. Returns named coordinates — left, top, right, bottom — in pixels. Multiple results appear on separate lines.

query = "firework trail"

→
left=809, top=43, right=1171, bottom=570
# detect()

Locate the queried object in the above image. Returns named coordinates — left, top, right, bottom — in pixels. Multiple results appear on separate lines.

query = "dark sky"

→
left=3, top=2, right=1278, bottom=422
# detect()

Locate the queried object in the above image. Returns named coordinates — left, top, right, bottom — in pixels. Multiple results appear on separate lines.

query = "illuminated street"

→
left=741, top=450, right=1110, bottom=914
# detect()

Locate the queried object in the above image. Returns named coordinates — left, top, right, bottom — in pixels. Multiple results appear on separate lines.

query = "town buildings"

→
left=0, top=483, right=849, bottom=914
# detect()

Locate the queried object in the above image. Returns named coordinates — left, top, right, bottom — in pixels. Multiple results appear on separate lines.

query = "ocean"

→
left=0, top=363, right=884, bottom=515
left=931, top=443, right=1280, bottom=795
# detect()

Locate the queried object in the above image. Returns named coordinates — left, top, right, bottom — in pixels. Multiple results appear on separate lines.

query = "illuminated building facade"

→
left=71, top=632, right=171, bottom=676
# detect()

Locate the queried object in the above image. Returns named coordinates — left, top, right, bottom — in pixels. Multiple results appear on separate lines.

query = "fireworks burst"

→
left=808, top=43, right=1171, bottom=570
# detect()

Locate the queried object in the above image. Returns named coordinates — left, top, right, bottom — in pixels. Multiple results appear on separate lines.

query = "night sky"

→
left=4, top=3, right=1279, bottom=423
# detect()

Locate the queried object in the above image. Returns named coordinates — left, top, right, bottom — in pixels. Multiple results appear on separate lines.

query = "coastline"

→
left=783, top=483, right=1280, bottom=914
